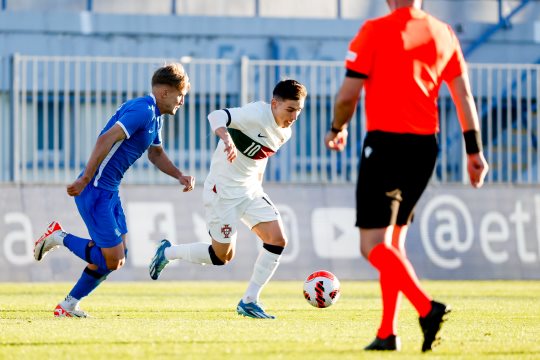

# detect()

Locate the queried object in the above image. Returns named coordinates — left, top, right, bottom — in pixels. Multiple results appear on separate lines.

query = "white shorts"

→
left=203, top=187, right=280, bottom=244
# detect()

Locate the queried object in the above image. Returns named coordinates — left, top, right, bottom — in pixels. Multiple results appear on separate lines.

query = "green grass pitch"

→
left=1, top=281, right=539, bottom=359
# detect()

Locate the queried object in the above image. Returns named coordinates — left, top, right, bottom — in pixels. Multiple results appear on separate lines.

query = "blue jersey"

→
left=91, top=94, right=163, bottom=191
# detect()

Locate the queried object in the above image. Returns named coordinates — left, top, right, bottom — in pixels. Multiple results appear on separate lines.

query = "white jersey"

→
left=205, top=101, right=291, bottom=199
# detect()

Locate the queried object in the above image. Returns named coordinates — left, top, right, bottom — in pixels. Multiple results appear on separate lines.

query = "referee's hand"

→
left=467, top=153, right=489, bottom=188
left=324, top=128, right=348, bottom=151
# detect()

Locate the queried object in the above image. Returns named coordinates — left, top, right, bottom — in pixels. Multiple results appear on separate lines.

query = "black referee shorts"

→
left=356, top=130, right=439, bottom=229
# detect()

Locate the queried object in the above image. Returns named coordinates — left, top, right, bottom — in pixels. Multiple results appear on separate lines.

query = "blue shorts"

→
left=74, top=184, right=127, bottom=248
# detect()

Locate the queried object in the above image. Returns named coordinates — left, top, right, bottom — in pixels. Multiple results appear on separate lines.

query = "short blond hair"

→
left=152, top=63, right=190, bottom=91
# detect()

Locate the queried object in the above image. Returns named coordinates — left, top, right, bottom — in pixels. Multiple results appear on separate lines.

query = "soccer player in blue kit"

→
left=33, top=63, right=195, bottom=317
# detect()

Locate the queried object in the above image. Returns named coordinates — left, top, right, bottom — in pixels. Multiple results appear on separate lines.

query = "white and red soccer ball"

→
left=303, top=270, right=341, bottom=308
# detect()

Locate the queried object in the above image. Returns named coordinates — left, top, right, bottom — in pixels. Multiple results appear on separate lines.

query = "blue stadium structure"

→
left=0, top=0, right=539, bottom=281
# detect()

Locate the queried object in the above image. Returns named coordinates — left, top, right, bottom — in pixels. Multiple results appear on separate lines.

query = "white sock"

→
left=165, top=243, right=212, bottom=265
left=53, top=231, right=67, bottom=246
left=242, top=248, right=281, bottom=304
left=60, top=295, right=79, bottom=310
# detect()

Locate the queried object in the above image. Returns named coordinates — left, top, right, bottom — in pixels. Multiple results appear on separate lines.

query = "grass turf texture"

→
left=0, top=281, right=539, bottom=359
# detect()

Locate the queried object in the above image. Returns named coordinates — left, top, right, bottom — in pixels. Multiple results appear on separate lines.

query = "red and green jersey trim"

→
left=228, top=128, right=276, bottom=160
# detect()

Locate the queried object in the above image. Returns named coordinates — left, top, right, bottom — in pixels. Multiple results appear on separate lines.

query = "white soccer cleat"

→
left=34, top=221, right=64, bottom=261
left=54, top=304, right=89, bottom=318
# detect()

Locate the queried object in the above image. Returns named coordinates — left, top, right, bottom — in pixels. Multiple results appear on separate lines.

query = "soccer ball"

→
left=303, top=270, right=341, bottom=308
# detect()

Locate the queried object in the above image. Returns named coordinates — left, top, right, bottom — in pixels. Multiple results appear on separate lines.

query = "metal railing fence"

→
left=6, top=55, right=236, bottom=184
left=0, top=56, right=10, bottom=183
left=1, top=54, right=539, bottom=185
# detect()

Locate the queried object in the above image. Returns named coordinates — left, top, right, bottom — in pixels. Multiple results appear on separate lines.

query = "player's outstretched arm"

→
left=148, top=145, right=194, bottom=192
left=447, top=73, right=489, bottom=188
left=67, top=124, right=126, bottom=196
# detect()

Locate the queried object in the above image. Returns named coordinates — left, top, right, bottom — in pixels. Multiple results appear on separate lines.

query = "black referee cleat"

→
left=364, top=334, right=401, bottom=351
left=419, top=300, right=451, bottom=352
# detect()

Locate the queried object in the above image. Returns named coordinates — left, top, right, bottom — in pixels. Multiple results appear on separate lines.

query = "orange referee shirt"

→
left=345, top=7, right=467, bottom=134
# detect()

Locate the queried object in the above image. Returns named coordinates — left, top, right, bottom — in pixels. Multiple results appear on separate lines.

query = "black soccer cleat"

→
left=419, top=300, right=451, bottom=352
left=364, top=334, right=401, bottom=351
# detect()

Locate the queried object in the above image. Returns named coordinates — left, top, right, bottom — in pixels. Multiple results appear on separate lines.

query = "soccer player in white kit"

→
left=150, top=79, right=307, bottom=318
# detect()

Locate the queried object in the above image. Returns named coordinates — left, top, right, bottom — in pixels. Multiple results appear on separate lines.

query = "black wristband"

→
left=463, top=130, right=482, bottom=154
left=330, top=126, right=342, bottom=134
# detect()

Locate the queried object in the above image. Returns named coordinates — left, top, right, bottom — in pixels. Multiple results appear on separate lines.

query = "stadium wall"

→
left=1, top=184, right=539, bottom=282
left=0, top=7, right=539, bottom=64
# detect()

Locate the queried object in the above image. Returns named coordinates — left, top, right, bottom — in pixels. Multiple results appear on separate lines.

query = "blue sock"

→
left=69, top=266, right=111, bottom=300
left=63, top=234, right=90, bottom=259
left=63, top=233, right=108, bottom=271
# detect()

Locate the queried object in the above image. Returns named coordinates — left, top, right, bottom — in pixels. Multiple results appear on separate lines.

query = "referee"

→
left=325, top=0, right=488, bottom=352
